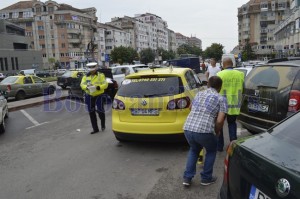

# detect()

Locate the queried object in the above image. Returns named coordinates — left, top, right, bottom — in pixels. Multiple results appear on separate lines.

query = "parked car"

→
left=219, top=111, right=300, bottom=199
left=68, top=68, right=118, bottom=101
left=238, top=59, right=300, bottom=134
left=0, top=75, right=56, bottom=100
left=57, top=69, right=86, bottom=89
left=233, top=66, right=254, bottom=77
left=36, top=71, right=51, bottom=78
left=112, top=67, right=206, bottom=142
left=111, top=64, right=149, bottom=88
left=0, top=91, right=8, bottom=134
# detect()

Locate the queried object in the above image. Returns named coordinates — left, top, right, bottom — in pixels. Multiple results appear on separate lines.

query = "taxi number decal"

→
left=131, top=78, right=166, bottom=82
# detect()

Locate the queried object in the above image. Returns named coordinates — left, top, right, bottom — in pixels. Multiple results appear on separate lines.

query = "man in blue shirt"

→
left=183, top=76, right=227, bottom=187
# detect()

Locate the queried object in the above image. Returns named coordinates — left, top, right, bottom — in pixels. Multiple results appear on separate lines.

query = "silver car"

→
left=0, top=91, right=8, bottom=133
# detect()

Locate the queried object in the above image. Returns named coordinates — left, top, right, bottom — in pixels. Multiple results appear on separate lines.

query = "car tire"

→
left=0, top=119, right=5, bottom=134
left=47, top=86, right=55, bottom=95
left=115, top=136, right=128, bottom=142
left=4, top=109, right=8, bottom=119
left=15, top=91, right=26, bottom=101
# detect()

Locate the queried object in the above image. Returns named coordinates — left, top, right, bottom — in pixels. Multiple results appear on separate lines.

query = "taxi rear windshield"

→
left=245, top=66, right=298, bottom=90
left=117, top=76, right=184, bottom=97
left=1, top=76, right=18, bottom=83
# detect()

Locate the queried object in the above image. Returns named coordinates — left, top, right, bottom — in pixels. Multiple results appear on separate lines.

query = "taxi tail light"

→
left=113, top=81, right=118, bottom=89
left=224, top=141, right=236, bottom=184
left=113, top=99, right=125, bottom=110
left=167, top=97, right=190, bottom=110
left=288, top=90, right=300, bottom=112
left=6, top=85, right=11, bottom=92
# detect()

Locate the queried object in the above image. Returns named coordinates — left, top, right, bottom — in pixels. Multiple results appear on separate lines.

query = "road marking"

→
left=20, top=109, right=49, bottom=129
left=66, top=99, right=86, bottom=106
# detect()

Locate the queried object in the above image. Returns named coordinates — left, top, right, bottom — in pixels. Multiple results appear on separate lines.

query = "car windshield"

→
left=1, top=76, right=18, bottom=84
left=62, top=71, right=74, bottom=77
left=245, top=66, right=298, bottom=90
left=117, top=76, right=184, bottom=97
left=270, top=112, right=300, bottom=148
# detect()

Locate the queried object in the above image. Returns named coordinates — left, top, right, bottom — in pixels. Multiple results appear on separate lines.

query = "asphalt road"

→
left=0, top=98, right=250, bottom=199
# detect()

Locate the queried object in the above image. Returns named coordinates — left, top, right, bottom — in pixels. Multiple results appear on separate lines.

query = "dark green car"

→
left=219, top=111, right=300, bottom=199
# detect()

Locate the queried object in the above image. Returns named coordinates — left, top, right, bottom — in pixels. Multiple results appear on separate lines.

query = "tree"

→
left=140, top=48, right=155, bottom=64
left=48, top=58, right=55, bottom=70
left=156, top=48, right=176, bottom=61
left=110, top=46, right=138, bottom=65
left=241, top=39, right=256, bottom=61
left=177, top=44, right=202, bottom=57
left=203, top=43, right=224, bottom=61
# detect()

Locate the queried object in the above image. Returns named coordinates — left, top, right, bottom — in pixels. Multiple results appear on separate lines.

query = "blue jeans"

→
left=85, top=94, right=106, bottom=131
left=217, top=115, right=237, bottom=151
left=183, top=130, right=217, bottom=181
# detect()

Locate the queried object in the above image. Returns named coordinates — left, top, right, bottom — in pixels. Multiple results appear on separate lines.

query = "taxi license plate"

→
left=131, top=109, right=159, bottom=116
left=249, top=185, right=271, bottom=199
left=248, top=103, right=269, bottom=112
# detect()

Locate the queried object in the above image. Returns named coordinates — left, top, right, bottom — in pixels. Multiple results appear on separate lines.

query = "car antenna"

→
left=169, top=64, right=173, bottom=72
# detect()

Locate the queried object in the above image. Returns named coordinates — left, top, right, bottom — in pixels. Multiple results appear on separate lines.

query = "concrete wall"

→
left=0, top=50, right=43, bottom=74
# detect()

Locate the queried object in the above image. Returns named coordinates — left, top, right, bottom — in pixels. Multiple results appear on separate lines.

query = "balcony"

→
left=67, top=29, right=81, bottom=34
left=68, top=38, right=81, bottom=44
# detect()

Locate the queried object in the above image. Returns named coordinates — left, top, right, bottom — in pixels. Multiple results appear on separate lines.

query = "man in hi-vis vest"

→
left=217, top=57, right=244, bottom=151
left=81, top=62, right=108, bottom=134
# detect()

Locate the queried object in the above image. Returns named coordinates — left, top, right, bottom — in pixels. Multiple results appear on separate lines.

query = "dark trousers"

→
left=85, top=94, right=105, bottom=131
left=217, top=115, right=237, bottom=151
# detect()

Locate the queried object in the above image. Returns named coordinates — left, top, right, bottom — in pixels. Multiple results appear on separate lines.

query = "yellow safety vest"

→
left=217, top=69, right=244, bottom=115
left=80, top=72, right=108, bottom=96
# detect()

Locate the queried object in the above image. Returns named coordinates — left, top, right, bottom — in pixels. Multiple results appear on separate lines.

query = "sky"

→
left=0, top=0, right=249, bottom=53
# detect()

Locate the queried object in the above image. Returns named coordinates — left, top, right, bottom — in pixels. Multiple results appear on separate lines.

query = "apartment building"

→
left=168, top=29, right=177, bottom=51
left=0, top=19, right=42, bottom=74
left=0, top=0, right=97, bottom=69
left=188, top=36, right=202, bottom=49
left=135, top=13, right=169, bottom=50
left=238, top=0, right=291, bottom=59
left=274, top=0, right=300, bottom=57
left=176, top=33, right=189, bottom=47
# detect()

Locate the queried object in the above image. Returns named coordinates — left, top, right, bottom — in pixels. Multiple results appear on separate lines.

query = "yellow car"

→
left=112, top=67, right=205, bottom=142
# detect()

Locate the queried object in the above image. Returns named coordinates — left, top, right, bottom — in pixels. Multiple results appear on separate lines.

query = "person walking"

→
left=182, top=76, right=227, bottom=187
left=205, top=58, right=221, bottom=80
left=201, top=61, right=206, bottom=74
left=217, top=57, right=244, bottom=151
left=80, top=62, right=108, bottom=134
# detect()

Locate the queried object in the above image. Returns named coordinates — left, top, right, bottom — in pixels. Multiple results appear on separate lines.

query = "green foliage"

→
left=177, top=44, right=202, bottom=57
left=110, top=46, right=138, bottom=64
left=203, top=43, right=224, bottom=61
left=157, top=48, right=176, bottom=60
left=241, top=39, right=256, bottom=61
left=140, top=48, right=156, bottom=64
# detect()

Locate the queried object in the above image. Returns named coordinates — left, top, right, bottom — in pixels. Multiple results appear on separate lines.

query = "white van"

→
left=19, top=69, right=36, bottom=75
left=221, top=54, right=236, bottom=68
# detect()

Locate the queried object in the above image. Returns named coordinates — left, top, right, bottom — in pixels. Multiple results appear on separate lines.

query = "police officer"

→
left=80, top=62, right=108, bottom=134
left=217, top=57, right=244, bottom=151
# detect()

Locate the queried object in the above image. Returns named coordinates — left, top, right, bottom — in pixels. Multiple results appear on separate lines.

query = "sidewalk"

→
left=8, top=89, right=69, bottom=112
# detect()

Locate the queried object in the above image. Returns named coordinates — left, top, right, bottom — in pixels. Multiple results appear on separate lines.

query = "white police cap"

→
left=86, top=62, right=97, bottom=68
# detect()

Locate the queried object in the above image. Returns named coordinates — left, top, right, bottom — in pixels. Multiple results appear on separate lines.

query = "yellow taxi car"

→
left=112, top=67, right=206, bottom=142
left=57, top=69, right=86, bottom=89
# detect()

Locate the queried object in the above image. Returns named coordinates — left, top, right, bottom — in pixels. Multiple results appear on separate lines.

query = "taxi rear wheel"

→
left=0, top=118, right=5, bottom=134
left=15, top=91, right=26, bottom=101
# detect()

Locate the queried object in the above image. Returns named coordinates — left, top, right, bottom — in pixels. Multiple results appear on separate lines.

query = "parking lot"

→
left=0, top=95, right=251, bottom=199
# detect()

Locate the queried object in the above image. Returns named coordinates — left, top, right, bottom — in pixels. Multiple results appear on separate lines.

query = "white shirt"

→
left=207, top=65, right=221, bottom=79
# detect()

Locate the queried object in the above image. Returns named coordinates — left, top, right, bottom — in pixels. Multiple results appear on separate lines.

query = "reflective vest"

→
left=80, top=72, right=108, bottom=96
left=217, top=69, right=244, bottom=115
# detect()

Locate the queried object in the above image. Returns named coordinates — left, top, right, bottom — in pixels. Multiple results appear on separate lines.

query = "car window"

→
left=117, top=76, right=184, bottom=97
left=185, top=70, right=198, bottom=89
left=1, top=76, right=18, bottom=83
left=23, top=77, right=33, bottom=84
left=271, top=112, right=300, bottom=148
left=245, top=66, right=299, bottom=90
left=62, top=71, right=72, bottom=77
left=113, top=67, right=129, bottom=75
left=234, top=69, right=247, bottom=77
left=32, top=76, right=44, bottom=83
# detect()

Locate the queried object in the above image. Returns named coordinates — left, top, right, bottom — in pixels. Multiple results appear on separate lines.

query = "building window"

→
left=23, top=11, right=33, bottom=18
left=4, top=58, right=8, bottom=71
left=41, top=44, right=45, bottom=49
left=11, top=57, right=15, bottom=70
left=36, top=7, right=41, bottom=12
left=26, top=22, right=32, bottom=27
left=39, top=35, right=45, bottom=39
left=26, top=32, right=33, bottom=37
left=60, top=53, right=65, bottom=57
left=12, top=12, right=18, bottom=19
left=52, top=44, right=55, bottom=49
left=61, top=43, right=65, bottom=48
left=15, top=57, right=19, bottom=70
left=38, top=26, right=44, bottom=30
left=43, top=54, right=47, bottom=57
left=50, top=15, right=53, bottom=19
left=0, top=58, right=3, bottom=71
left=48, top=7, right=54, bottom=12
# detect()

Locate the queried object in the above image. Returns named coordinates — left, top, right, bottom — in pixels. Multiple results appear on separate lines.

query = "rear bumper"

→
left=238, top=120, right=267, bottom=134
left=113, top=131, right=186, bottom=142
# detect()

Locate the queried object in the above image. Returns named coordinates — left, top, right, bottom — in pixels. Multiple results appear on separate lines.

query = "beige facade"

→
left=238, top=0, right=291, bottom=59
left=0, top=0, right=97, bottom=69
